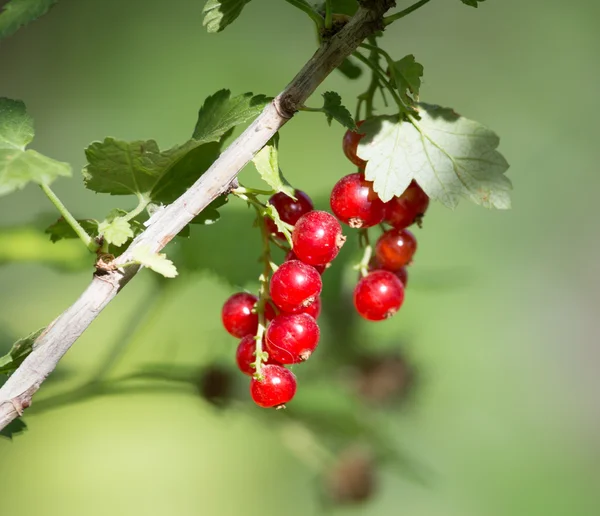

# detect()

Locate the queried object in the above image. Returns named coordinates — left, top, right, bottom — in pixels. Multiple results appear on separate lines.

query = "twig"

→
left=0, top=0, right=396, bottom=431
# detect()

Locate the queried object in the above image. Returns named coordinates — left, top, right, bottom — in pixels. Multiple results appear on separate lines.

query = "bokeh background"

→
left=1, top=0, right=599, bottom=515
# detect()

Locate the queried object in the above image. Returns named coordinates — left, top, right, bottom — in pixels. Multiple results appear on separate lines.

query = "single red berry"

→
left=250, top=364, right=297, bottom=408
left=285, top=250, right=326, bottom=275
left=235, top=335, right=280, bottom=376
left=342, top=121, right=367, bottom=168
left=265, top=313, right=320, bottom=364
left=292, top=210, right=346, bottom=266
left=354, top=270, right=405, bottom=321
left=269, top=260, right=322, bottom=313
left=330, top=173, right=385, bottom=228
left=265, top=190, right=313, bottom=238
left=282, top=296, right=321, bottom=320
left=221, top=293, right=275, bottom=338
left=375, top=229, right=417, bottom=271
left=384, top=181, right=430, bottom=229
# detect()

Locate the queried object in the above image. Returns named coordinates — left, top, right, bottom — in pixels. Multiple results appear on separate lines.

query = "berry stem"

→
left=357, top=229, right=372, bottom=277
left=39, top=183, right=99, bottom=252
left=383, top=0, right=433, bottom=26
left=356, top=36, right=380, bottom=119
left=283, top=0, right=325, bottom=31
left=231, top=186, right=276, bottom=197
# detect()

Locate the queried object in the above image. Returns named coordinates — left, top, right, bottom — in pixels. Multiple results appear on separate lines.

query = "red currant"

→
left=282, top=296, right=321, bottom=319
left=292, top=210, right=346, bottom=266
left=330, top=173, right=385, bottom=228
left=250, top=364, right=297, bottom=408
left=342, top=121, right=367, bottom=168
left=375, top=229, right=417, bottom=271
left=265, top=313, right=320, bottom=363
left=384, top=181, right=429, bottom=229
left=235, top=335, right=280, bottom=376
left=285, top=250, right=326, bottom=275
left=269, top=260, right=322, bottom=313
left=265, top=190, right=313, bottom=238
left=221, top=293, right=275, bottom=338
left=354, top=270, right=405, bottom=321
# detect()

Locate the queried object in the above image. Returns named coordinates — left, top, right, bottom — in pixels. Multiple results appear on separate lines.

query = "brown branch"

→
left=0, top=0, right=396, bottom=431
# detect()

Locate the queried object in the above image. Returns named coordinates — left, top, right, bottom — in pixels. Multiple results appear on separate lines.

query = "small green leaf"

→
left=192, top=89, right=270, bottom=143
left=357, top=104, right=511, bottom=208
left=0, top=0, right=57, bottom=40
left=389, top=55, right=423, bottom=105
left=252, top=135, right=295, bottom=197
left=320, top=92, right=356, bottom=130
left=461, top=0, right=485, bottom=6
left=336, top=57, right=362, bottom=80
left=0, top=98, right=71, bottom=196
left=45, top=217, right=99, bottom=243
left=0, top=328, right=44, bottom=376
left=264, top=204, right=293, bottom=247
left=202, top=0, right=252, bottom=33
left=0, top=98, right=33, bottom=149
left=97, top=217, right=133, bottom=247
left=0, top=418, right=28, bottom=440
left=131, top=246, right=178, bottom=278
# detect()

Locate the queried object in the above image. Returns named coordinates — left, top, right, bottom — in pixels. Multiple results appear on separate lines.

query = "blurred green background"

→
left=1, top=0, right=599, bottom=515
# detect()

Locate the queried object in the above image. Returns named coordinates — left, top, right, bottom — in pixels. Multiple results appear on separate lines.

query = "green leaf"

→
left=0, top=0, right=57, bottom=40
left=461, top=0, right=485, bottom=6
left=336, top=57, right=362, bottom=80
left=389, top=55, right=423, bottom=105
left=190, top=194, right=228, bottom=225
left=0, top=98, right=33, bottom=149
left=0, top=98, right=71, bottom=196
left=0, top=419, right=28, bottom=440
left=357, top=104, right=511, bottom=209
left=131, top=246, right=178, bottom=278
left=192, top=89, right=269, bottom=143
left=0, top=328, right=44, bottom=376
left=252, top=135, right=295, bottom=197
left=320, top=92, right=356, bottom=131
left=202, top=0, right=251, bottom=33
left=264, top=204, right=293, bottom=247
left=97, top=217, right=133, bottom=247
left=45, top=217, right=99, bottom=243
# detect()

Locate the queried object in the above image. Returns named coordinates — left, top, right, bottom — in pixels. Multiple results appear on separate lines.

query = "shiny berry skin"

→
left=235, top=335, right=280, bottom=376
left=265, top=190, right=313, bottom=238
left=354, top=270, right=405, bottom=321
left=330, top=173, right=386, bottom=228
left=292, top=210, right=346, bottom=266
left=375, top=229, right=417, bottom=271
left=221, top=293, right=275, bottom=338
left=384, top=181, right=430, bottom=229
left=342, top=121, right=367, bottom=168
left=265, top=313, right=320, bottom=364
left=250, top=364, right=297, bottom=408
left=285, top=250, right=326, bottom=275
left=269, top=260, right=322, bottom=313
left=282, top=296, right=321, bottom=319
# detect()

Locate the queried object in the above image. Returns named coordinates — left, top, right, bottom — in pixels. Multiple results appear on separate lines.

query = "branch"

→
left=0, top=0, right=396, bottom=431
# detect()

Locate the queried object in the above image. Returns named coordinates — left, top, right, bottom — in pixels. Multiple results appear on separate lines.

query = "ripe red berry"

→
left=375, top=229, right=417, bottom=271
left=235, top=335, right=280, bottom=376
left=292, top=210, right=346, bottom=266
left=282, top=296, right=321, bottom=319
left=384, top=181, right=429, bottom=229
left=269, top=260, right=322, bottom=313
left=330, top=173, right=386, bottom=228
left=221, top=293, right=275, bottom=338
left=265, top=313, right=320, bottom=364
left=342, top=121, right=367, bottom=168
left=265, top=190, right=313, bottom=238
left=250, top=364, right=297, bottom=408
left=354, top=270, right=405, bottom=321
left=285, top=250, right=326, bottom=275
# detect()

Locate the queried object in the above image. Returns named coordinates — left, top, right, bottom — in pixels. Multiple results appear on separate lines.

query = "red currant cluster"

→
left=222, top=191, right=345, bottom=409
left=330, top=122, right=430, bottom=321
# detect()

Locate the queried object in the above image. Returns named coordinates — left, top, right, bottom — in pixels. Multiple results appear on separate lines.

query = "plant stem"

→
left=357, top=228, right=372, bottom=277
left=40, top=183, right=98, bottom=252
left=231, top=186, right=276, bottom=196
left=356, top=36, right=380, bottom=119
left=324, top=0, right=333, bottom=30
left=124, top=195, right=151, bottom=222
left=384, top=0, right=432, bottom=26
left=284, top=0, right=324, bottom=31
